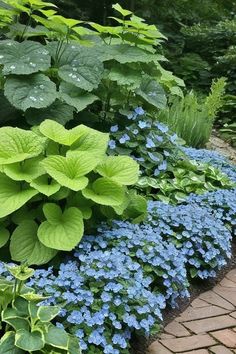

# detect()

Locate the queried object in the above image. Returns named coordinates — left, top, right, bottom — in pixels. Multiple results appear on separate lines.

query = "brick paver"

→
left=148, top=269, right=236, bottom=354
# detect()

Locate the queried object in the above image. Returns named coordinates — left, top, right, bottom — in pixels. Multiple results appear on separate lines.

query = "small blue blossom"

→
left=108, top=140, right=116, bottom=149
left=119, top=134, right=130, bottom=144
left=138, top=120, right=148, bottom=129
left=110, top=125, right=119, bottom=133
left=146, top=137, right=156, bottom=148
left=134, top=107, right=145, bottom=116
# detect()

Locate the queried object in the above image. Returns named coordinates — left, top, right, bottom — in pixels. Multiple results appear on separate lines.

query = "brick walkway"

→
left=148, top=269, right=236, bottom=354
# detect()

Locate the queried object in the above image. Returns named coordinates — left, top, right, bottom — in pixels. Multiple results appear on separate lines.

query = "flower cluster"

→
left=147, top=200, right=232, bottom=278
left=109, top=108, right=183, bottom=178
left=25, top=221, right=188, bottom=354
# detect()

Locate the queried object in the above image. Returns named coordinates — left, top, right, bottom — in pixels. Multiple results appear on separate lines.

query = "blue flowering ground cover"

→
left=0, top=141, right=235, bottom=353
left=21, top=150, right=236, bottom=354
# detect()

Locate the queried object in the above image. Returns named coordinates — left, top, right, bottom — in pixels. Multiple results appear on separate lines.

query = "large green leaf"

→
left=0, top=174, right=38, bottom=218
left=70, top=125, right=109, bottom=158
left=30, top=175, right=61, bottom=196
left=0, top=332, right=24, bottom=354
left=3, top=157, right=45, bottom=182
left=82, top=177, right=125, bottom=206
left=97, top=44, right=164, bottom=63
left=108, top=64, right=142, bottom=88
left=41, top=152, right=99, bottom=191
left=39, top=119, right=83, bottom=146
left=25, top=100, right=75, bottom=125
left=59, top=82, right=98, bottom=112
left=38, top=204, right=84, bottom=251
left=0, top=226, right=10, bottom=248
left=15, top=329, right=44, bottom=352
left=2, top=308, right=30, bottom=331
left=96, top=156, right=139, bottom=185
left=44, top=325, right=69, bottom=350
left=4, top=73, right=57, bottom=111
left=0, top=40, right=51, bottom=75
left=0, top=92, right=21, bottom=123
left=58, top=51, right=104, bottom=92
left=0, top=127, right=46, bottom=164
left=136, top=76, right=167, bottom=109
left=10, top=220, right=57, bottom=265
left=37, top=306, right=60, bottom=322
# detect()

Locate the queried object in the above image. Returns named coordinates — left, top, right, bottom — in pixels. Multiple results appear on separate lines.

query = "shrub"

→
left=0, top=1, right=183, bottom=127
left=0, top=119, right=140, bottom=265
left=0, top=264, right=81, bottom=353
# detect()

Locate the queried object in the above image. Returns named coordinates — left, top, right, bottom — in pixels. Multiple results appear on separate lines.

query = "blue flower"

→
left=119, top=134, right=130, bottom=144
left=134, top=107, right=145, bottom=116
left=110, top=125, right=119, bottom=133
left=156, top=122, right=169, bottom=133
left=138, top=120, right=148, bottom=129
left=108, top=140, right=116, bottom=149
left=146, top=138, right=156, bottom=148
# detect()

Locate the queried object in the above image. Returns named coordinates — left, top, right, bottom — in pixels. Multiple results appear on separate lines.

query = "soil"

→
left=130, top=135, right=236, bottom=354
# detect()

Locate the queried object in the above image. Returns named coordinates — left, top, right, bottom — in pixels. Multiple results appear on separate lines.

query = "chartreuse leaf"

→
left=0, top=127, right=46, bottom=164
left=44, top=325, right=69, bottom=350
left=0, top=40, right=51, bottom=75
left=4, top=73, right=57, bottom=111
left=112, top=3, right=133, bottom=17
left=0, top=226, right=10, bottom=248
left=0, top=174, right=38, bottom=218
left=70, top=125, right=109, bottom=158
left=30, top=175, right=61, bottom=196
left=3, top=157, right=45, bottom=182
left=82, top=177, right=125, bottom=206
left=10, top=221, right=57, bottom=265
left=6, top=265, right=34, bottom=281
left=136, top=75, right=167, bottom=109
left=0, top=331, right=24, bottom=354
left=38, top=204, right=84, bottom=251
left=39, top=119, right=83, bottom=146
left=41, top=152, right=99, bottom=191
left=15, top=329, right=44, bottom=351
left=59, top=82, right=98, bottom=112
left=96, top=156, right=139, bottom=185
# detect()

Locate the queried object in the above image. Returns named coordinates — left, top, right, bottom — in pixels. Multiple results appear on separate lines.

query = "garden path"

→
left=148, top=269, right=236, bottom=354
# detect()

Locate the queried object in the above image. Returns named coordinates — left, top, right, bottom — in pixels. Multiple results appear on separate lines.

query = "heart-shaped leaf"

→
left=30, top=175, right=61, bottom=196
left=82, top=177, right=125, bottom=206
left=10, top=220, right=57, bottom=265
left=44, top=325, right=69, bottom=350
left=0, top=40, right=51, bottom=75
left=0, top=127, right=46, bottom=164
left=136, top=75, right=167, bottom=109
left=0, top=226, right=10, bottom=248
left=0, top=174, right=38, bottom=218
left=4, top=73, right=57, bottom=111
left=38, top=204, right=84, bottom=250
left=96, top=156, right=139, bottom=185
left=41, top=152, right=99, bottom=191
left=0, top=332, right=24, bottom=354
left=3, top=157, right=45, bottom=182
left=15, top=329, right=44, bottom=352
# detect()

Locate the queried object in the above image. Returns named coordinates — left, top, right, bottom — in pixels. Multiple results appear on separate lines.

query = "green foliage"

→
left=0, top=264, right=81, bottom=354
left=138, top=159, right=235, bottom=204
left=220, top=122, right=236, bottom=147
left=0, top=120, right=141, bottom=264
left=157, top=78, right=226, bottom=148
left=0, top=1, right=183, bottom=127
